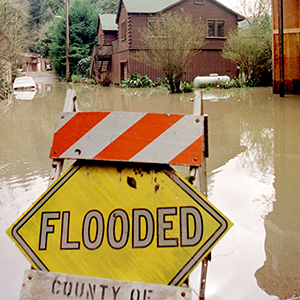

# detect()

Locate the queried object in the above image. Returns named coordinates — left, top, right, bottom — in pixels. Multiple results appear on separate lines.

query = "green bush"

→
left=218, top=78, right=245, bottom=89
left=156, top=77, right=168, bottom=87
left=71, top=74, right=82, bottom=83
left=77, top=57, right=91, bottom=77
left=180, top=82, right=194, bottom=93
left=85, top=78, right=95, bottom=84
left=121, top=73, right=155, bottom=88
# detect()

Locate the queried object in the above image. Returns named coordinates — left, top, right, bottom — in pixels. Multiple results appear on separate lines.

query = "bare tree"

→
left=222, top=0, right=272, bottom=85
left=135, top=11, right=206, bottom=93
left=0, top=0, right=30, bottom=82
left=238, top=0, right=271, bottom=23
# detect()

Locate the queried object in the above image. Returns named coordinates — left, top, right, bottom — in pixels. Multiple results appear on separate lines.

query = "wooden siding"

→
left=104, top=31, right=118, bottom=44
left=124, top=49, right=236, bottom=83
left=98, top=0, right=243, bottom=84
left=118, top=3, right=129, bottom=52
left=110, top=50, right=132, bottom=83
left=185, top=50, right=236, bottom=80
left=272, top=0, right=300, bottom=94
left=128, top=0, right=238, bottom=51
left=128, top=50, right=164, bottom=81
left=110, top=52, right=121, bottom=83
left=97, top=28, right=117, bottom=45
left=128, top=14, right=148, bottom=50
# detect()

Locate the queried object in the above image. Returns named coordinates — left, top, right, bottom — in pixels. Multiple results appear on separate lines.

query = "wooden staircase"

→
left=98, top=60, right=109, bottom=73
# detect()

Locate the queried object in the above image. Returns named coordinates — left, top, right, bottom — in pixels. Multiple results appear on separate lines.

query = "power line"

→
left=28, top=1, right=65, bottom=21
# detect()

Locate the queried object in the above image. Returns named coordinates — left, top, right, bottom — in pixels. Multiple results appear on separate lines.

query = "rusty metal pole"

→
left=198, top=114, right=209, bottom=300
left=189, top=91, right=210, bottom=300
left=278, top=0, right=284, bottom=97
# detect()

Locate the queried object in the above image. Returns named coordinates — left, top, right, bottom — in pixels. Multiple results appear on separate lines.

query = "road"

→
left=25, top=71, right=59, bottom=84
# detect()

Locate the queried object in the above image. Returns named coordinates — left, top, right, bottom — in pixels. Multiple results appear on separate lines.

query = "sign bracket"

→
left=189, top=91, right=210, bottom=300
left=48, top=89, right=78, bottom=188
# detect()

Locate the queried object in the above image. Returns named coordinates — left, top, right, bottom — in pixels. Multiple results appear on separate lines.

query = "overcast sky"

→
left=217, top=0, right=240, bottom=11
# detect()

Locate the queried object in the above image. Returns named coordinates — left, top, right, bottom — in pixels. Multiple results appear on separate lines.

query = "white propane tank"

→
left=193, top=74, right=230, bottom=88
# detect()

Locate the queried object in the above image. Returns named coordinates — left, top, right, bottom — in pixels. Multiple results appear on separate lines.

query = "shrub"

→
left=121, top=73, right=155, bottom=88
left=85, top=78, right=95, bottom=84
left=156, top=77, right=168, bottom=87
left=219, top=78, right=245, bottom=89
left=180, top=82, right=194, bottom=93
left=77, top=57, right=91, bottom=77
left=71, top=74, right=82, bottom=83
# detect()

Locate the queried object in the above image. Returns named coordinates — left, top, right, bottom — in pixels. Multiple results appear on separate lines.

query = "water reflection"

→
left=13, top=90, right=36, bottom=100
left=256, top=96, right=300, bottom=299
left=189, top=88, right=276, bottom=300
left=1, top=84, right=300, bottom=300
left=72, top=85, right=194, bottom=114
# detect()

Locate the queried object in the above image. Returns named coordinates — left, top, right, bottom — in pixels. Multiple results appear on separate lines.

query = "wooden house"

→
left=272, top=0, right=300, bottom=94
left=90, top=0, right=244, bottom=85
left=24, top=53, right=47, bottom=72
left=90, top=14, right=118, bottom=84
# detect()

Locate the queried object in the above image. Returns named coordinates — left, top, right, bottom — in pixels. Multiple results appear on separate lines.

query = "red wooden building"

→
left=272, top=0, right=300, bottom=94
left=90, top=0, right=244, bottom=85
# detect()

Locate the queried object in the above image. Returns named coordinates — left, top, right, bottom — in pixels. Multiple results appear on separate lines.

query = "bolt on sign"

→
left=20, top=269, right=191, bottom=300
left=7, top=162, right=232, bottom=286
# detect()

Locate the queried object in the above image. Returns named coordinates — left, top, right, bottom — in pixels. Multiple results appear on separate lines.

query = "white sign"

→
left=20, top=269, right=191, bottom=300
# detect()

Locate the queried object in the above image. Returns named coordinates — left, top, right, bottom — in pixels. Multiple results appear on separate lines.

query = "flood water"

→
left=1, top=81, right=300, bottom=300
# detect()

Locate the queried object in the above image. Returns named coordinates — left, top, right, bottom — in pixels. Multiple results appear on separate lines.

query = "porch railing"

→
left=95, top=44, right=113, bottom=57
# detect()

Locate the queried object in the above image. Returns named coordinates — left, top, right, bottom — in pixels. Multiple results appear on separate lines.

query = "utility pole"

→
left=66, top=0, right=70, bottom=81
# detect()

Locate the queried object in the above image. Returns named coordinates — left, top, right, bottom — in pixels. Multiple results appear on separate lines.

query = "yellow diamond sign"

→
left=7, top=162, right=232, bottom=286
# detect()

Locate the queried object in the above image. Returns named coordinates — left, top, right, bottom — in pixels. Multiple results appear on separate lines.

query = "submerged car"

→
left=13, top=76, right=37, bottom=90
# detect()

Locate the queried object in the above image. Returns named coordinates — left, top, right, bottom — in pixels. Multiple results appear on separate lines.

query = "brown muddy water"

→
left=1, top=81, right=299, bottom=300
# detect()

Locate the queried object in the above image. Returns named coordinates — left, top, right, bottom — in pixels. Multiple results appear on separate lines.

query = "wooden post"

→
left=48, top=89, right=78, bottom=188
left=65, top=0, right=70, bottom=81
left=278, top=0, right=284, bottom=97
left=189, top=90, right=210, bottom=300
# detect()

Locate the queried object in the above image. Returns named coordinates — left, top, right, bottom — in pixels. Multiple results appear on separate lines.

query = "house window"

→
left=147, top=18, right=167, bottom=37
left=120, top=20, right=126, bottom=40
left=207, top=20, right=225, bottom=37
left=148, top=19, right=165, bottom=31
left=217, top=21, right=225, bottom=37
left=207, top=20, right=215, bottom=37
left=195, top=0, right=204, bottom=4
left=148, top=19, right=156, bottom=31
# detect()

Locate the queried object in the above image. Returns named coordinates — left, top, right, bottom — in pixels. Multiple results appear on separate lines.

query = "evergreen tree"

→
left=95, top=0, right=118, bottom=14
left=45, top=0, right=99, bottom=77
left=28, top=0, right=49, bottom=27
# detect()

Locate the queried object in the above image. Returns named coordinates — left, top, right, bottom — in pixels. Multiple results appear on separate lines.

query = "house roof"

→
left=99, top=14, right=117, bottom=31
left=123, top=0, right=181, bottom=13
left=117, top=0, right=244, bottom=22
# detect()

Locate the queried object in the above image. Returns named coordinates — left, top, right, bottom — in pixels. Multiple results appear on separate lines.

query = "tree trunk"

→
left=174, top=72, right=183, bottom=93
